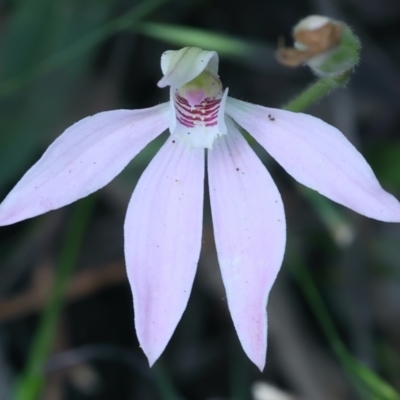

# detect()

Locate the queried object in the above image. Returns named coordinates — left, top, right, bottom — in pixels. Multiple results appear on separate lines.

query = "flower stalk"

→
left=282, top=71, right=349, bottom=113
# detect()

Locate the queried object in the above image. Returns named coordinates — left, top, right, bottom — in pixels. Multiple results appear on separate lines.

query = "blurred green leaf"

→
left=138, top=22, right=254, bottom=56
left=0, top=0, right=58, bottom=79
left=0, top=0, right=168, bottom=191
left=368, top=142, right=400, bottom=190
left=0, top=0, right=168, bottom=97
left=13, top=196, right=95, bottom=400
left=0, top=3, right=101, bottom=189
left=289, top=251, right=400, bottom=400
left=350, top=360, right=400, bottom=400
left=137, top=22, right=277, bottom=70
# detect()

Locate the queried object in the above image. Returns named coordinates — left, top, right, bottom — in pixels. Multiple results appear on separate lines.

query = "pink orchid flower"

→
left=1, top=47, right=399, bottom=370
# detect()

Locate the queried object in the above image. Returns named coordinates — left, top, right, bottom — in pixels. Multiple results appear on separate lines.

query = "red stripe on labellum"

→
left=174, top=93, right=221, bottom=128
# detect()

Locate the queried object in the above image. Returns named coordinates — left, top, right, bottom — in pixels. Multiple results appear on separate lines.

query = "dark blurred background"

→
left=1, top=0, right=400, bottom=399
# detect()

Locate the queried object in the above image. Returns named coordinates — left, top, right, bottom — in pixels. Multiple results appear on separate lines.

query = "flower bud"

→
left=277, top=15, right=360, bottom=77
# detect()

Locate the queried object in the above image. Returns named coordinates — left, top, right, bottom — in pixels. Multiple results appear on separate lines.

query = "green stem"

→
left=0, top=0, right=168, bottom=98
left=282, top=72, right=349, bottom=113
left=14, top=196, right=95, bottom=400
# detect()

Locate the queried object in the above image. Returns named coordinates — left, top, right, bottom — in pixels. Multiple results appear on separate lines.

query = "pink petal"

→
left=124, top=136, right=204, bottom=366
left=226, top=97, right=400, bottom=222
left=208, top=118, right=286, bottom=371
left=0, top=104, right=169, bottom=225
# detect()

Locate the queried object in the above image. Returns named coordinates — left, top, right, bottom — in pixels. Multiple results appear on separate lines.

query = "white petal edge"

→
left=0, top=103, right=170, bottom=225
left=226, top=97, right=400, bottom=222
left=158, top=47, right=219, bottom=88
left=124, top=136, right=204, bottom=366
left=208, top=118, right=286, bottom=370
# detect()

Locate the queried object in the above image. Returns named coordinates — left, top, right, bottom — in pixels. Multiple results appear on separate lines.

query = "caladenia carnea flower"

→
left=1, top=47, right=400, bottom=370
